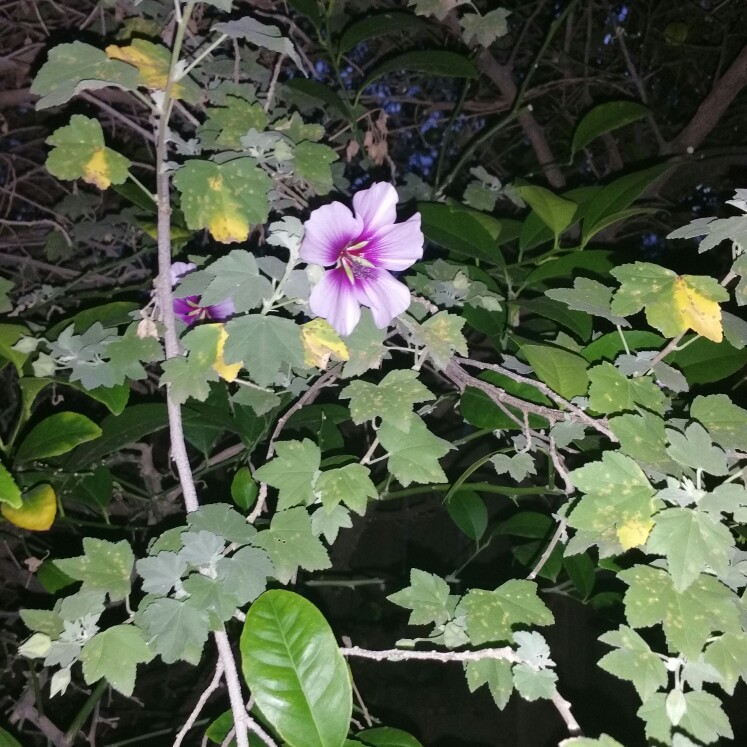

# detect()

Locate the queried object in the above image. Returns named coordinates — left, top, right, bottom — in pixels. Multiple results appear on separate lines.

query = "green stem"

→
left=65, top=679, right=108, bottom=743
left=381, top=482, right=562, bottom=501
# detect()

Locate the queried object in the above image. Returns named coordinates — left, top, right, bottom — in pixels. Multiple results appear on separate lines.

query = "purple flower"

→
left=170, top=261, right=234, bottom=326
left=300, top=182, right=424, bottom=336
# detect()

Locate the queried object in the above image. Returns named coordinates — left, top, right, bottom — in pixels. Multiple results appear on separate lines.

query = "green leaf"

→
left=704, top=633, right=747, bottom=694
left=341, top=370, right=432, bottom=432
left=560, top=736, right=625, bottom=747
left=30, top=41, right=139, bottom=109
left=192, top=250, right=273, bottom=312
left=20, top=609, right=65, bottom=638
left=140, top=597, right=210, bottom=665
left=647, top=508, right=733, bottom=592
left=338, top=12, right=429, bottom=54
left=522, top=344, right=589, bottom=399
left=0, top=323, right=30, bottom=373
left=379, top=415, right=452, bottom=486
left=284, top=79, right=350, bottom=118
left=183, top=574, right=245, bottom=624
left=199, top=96, right=268, bottom=150
left=254, top=439, right=321, bottom=510
left=446, top=490, right=488, bottom=542
left=357, top=727, right=424, bottom=747
left=563, top=554, right=596, bottom=599
left=316, top=463, right=377, bottom=515
left=582, top=164, right=670, bottom=245
left=512, top=665, right=557, bottom=701
left=232, top=467, right=258, bottom=511
left=251, top=507, right=331, bottom=584
left=587, top=362, right=665, bottom=415
left=46, top=115, right=131, bottom=190
left=517, top=185, right=577, bottom=238
left=545, top=278, right=629, bottom=326
left=224, top=315, right=306, bottom=387
left=571, top=101, right=649, bottom=156
left=410, top=311, right=468, bottom=369
left=525, top=250, right=615, bottom=287
left=0, top=461, right=22, bottom=509
left=460, top=8, right=511, bottom=47
left=665, top=423, right=728, bottom=475
left=568, top=452, right=656, bottom=548
left=464, top=658, right=514, bottom=710
left=582, top=330, right=664, bottom=363
left=490, top=453, right=536, bottom=482
left=294, top=141, right=339, bottom=194
left=619, top=565, right=741, bottom=659
left=213, top=17, right=306, bottom=73
left=16, top=411, right=102, bottom=463
left=362, top=50, right=477, bottom=90
left=668, top=335, right=747, bottom=384
left=136, top=552, right=186, bottom=595
left=610, top=411, right=680, bottom=476
left=691, top=394, right=747, bottom=450
left=342, top=310, right=387, bottom=378
left=186, top=503, right=257, bottom=545
left=598, top=625, right=668, bottom=700
left=457, top=580, right=553, bottom=645
left=0, top=727, right=23, bottom=747
left=417, top=202, right=504, bottom=266
left=311, top=504, right=353, bottom=543
left=639, top=691, right=732, bottom=745
left=387, top=569, right=452, bottom=626
left=216, top=546, right=274, bottom=606
left=173, top=159, right=271, bottom=244
left=80, top=625, right=153, bottom=696
left=240, top=590, right=352, bottom=747
left=55, top=538, right=134, bottom=601
left=521, top=296, right=592, bottom=341
left=65, top=404, right=168, bottom=471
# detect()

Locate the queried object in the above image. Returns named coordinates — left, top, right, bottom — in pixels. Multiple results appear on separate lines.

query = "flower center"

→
left=338, top=239, right=374, bottom=284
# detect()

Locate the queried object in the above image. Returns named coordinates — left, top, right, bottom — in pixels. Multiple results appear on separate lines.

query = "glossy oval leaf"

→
left=240, top=590, right=352, bottom=747
left=417, top=202, right=503, bottom=266
left=0, top=727, right=23, bottom=747
left=446, top=490, right=488, bottom=542
left=1, top=483, right=57, bottom=531
left=363, top=50, right=477, bottom=90
left=522, top=344, right=590, bottom=399
left=517, top=185, right=577, bottom=238
left=231, top=466, right=258, bottom=510
left=358, top=727, right=423, bottom=747
left=571, top=101, right=649, bottom=157
left=338, top=12, right=430, bottom=55
left=0, top=460, right=22, bottom=509
left=0, top=323, right=30, bottom=374
left=16, top=412, right=102, bottom=463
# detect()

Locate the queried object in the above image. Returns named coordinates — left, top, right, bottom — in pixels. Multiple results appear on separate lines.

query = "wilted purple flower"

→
left=300, top=182, right=424, bottom=336
left=170, top=261, right=234, bottom=326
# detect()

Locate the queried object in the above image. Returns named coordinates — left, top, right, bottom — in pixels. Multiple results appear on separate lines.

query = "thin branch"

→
left=173, top=660, right=225, bottom=747
left=248, top=364, right=341, bottom=522
left=527, top=516, right=568, bottom=581
left=79, top=91, right=156, bottom=144
left=341, top=645, right=582, bottom=737
left=665, top=43, right=747, bottom=154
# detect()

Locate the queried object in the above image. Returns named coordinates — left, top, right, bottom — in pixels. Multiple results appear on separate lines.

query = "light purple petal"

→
left=309, top=268, right=361, bottom=337
left=171, top=261, right=196, bottom=286
left=301, top=202, right=363, bottom=267
left=206, top=298, right=235, bottom=320
left=173, top=296, right=200, bottom=325
left=364, top=213, right=423, bottom=271
left=353, top=269, right=412, bottom=329
left=353, top=182, right=398, bottom=234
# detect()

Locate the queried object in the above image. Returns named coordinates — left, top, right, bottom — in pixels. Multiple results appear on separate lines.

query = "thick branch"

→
left=665, top=43, right=747, bottom=154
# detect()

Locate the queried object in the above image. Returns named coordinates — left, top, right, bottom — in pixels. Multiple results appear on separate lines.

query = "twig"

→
left=548, top=436, right=573, bottom=494
left=643, top=332, right=685, bottom=375
left=173, top=660, right=225, bottom=747
left=79, top=92, right=156, bottom=144
left=264, top=54, right=285, bottom=113
left=456, top=358, right=616, bottom=442
left=341, top=646, right=582, bottom=737
left=527, top=516, right=568, bottom=581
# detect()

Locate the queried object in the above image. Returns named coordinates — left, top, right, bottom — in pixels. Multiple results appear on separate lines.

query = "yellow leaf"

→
left=105, top=40, right=195, bottom=101
left=2, top=484, right=57, bottom=531
left=616, top=516, right=654, bottom=550
left=82, top=148, right=114, bottom=189
left=208, top=213, right=250, bottom=244
left=672, top=276, right=723, bottom=342
left=213, top=325, right=242, bottom=382
left=301, top=319, right=350, bottom=368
